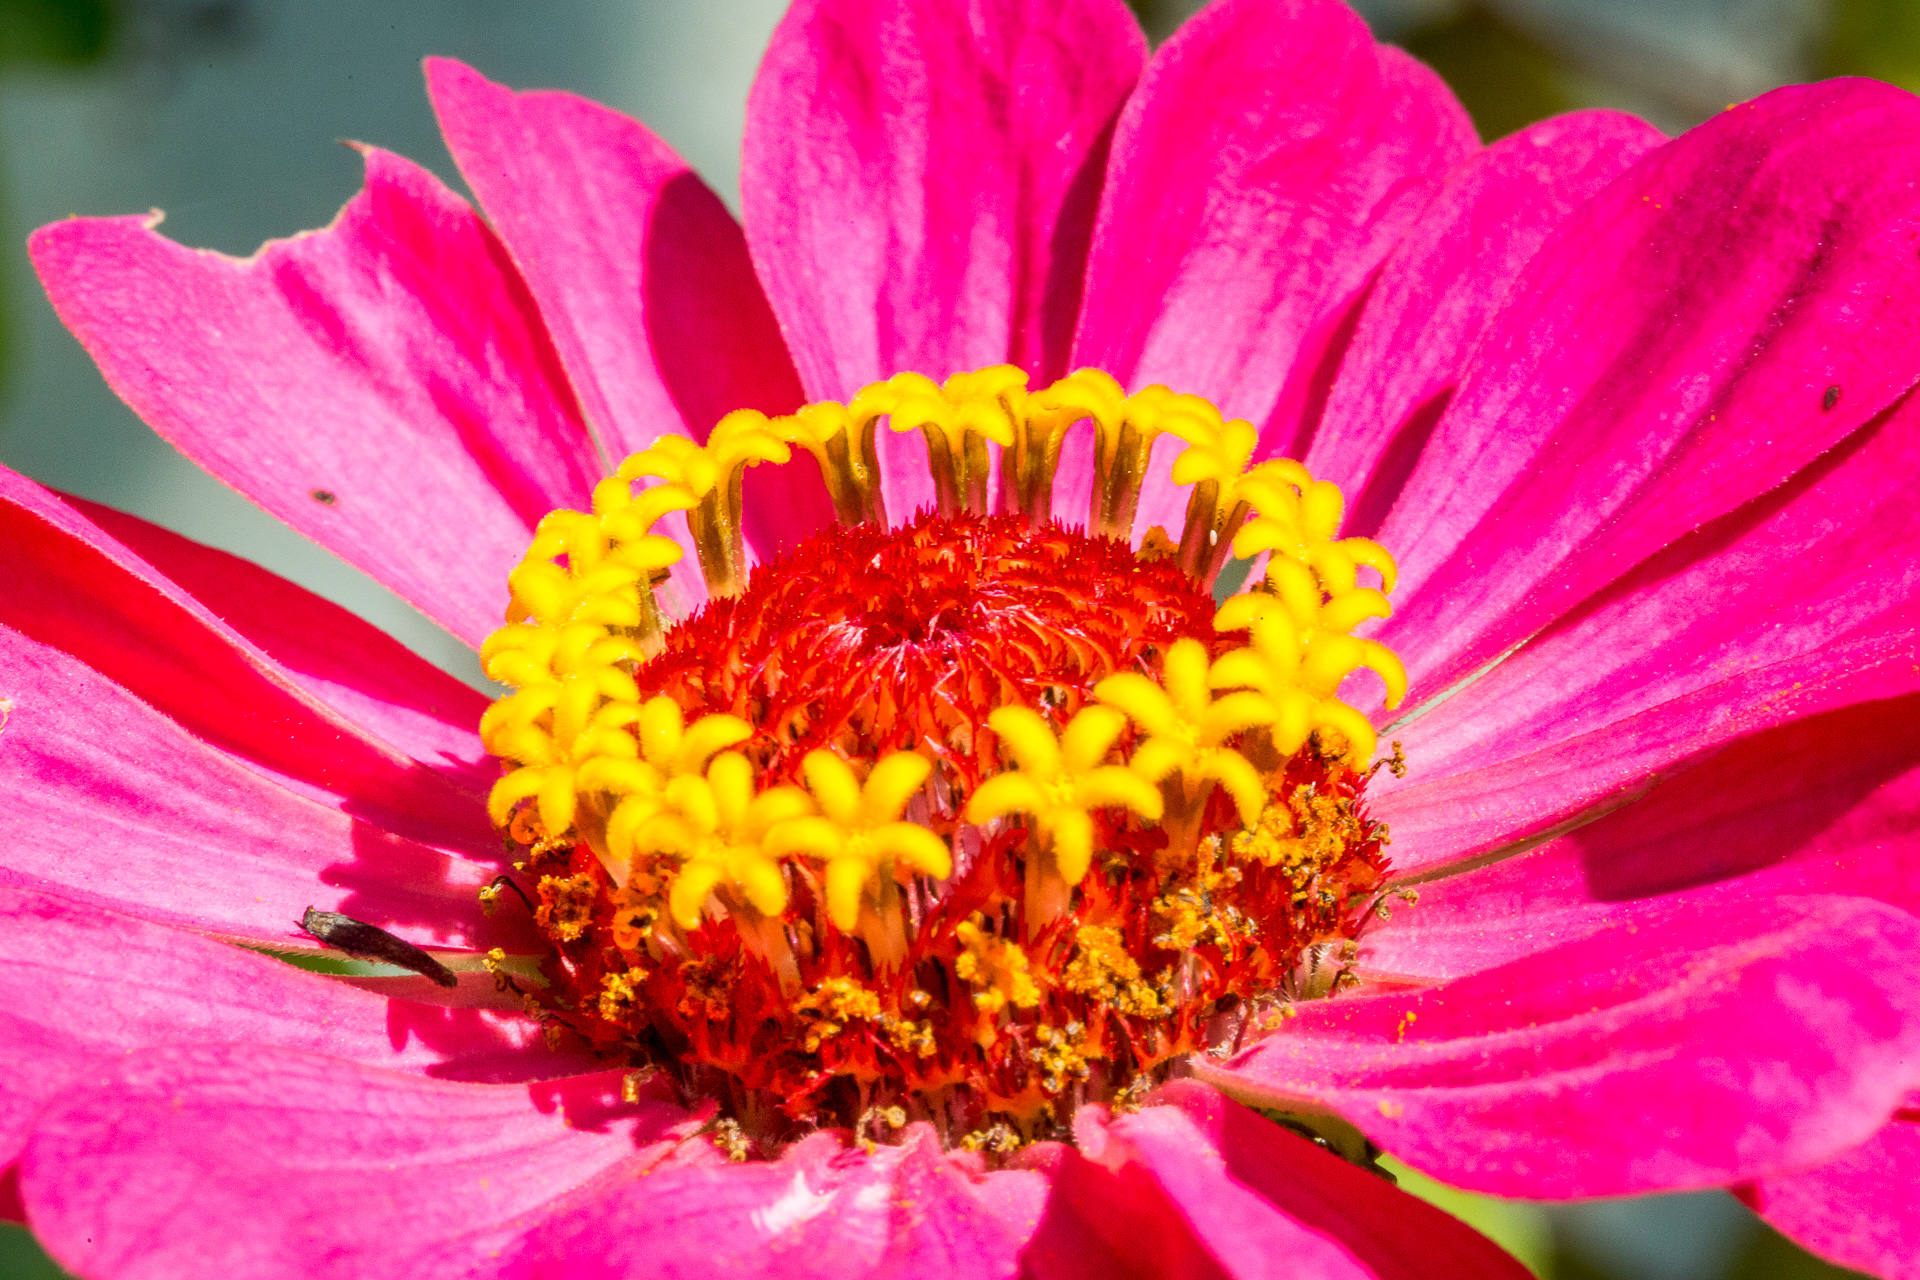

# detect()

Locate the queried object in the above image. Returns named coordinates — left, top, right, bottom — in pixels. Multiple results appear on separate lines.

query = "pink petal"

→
left=67, top=492, right=494, bottom=797
left=1082, top=1083, right=1533, bottom=1279
left=19, top=1045, right=700, bottom=1280
left=1010, top=1140, right=1225, bottom=1279
left=503, top=1126, right=1037, bottom=1278
left=30, top=147, right=604, bottom=649
left=743, top=0, right=1146, bottom=521
left=1306, top=109, right=1664, bottom=534
left=0, top=623, right=532, bottom=952
left=0, top=467, right=494, bottom=841
left=1739, top=1114, right=1920, bottom=1280
left=1368, top=387, right=1920, bottom=875
left=1202, top=893, right=1920, bottom=1198
left=1072, top=0, right=1476, bottom=539
left=425, top=58, right=833, bottom=567
left=1374, top=79, right=1920, bottom=708
left=1365, top=692, right=1920, bottom=981
left=0, top=885, right=578, bottom=1165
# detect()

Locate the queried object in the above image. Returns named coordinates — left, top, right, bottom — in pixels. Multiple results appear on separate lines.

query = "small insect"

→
left=1823, top=385, right=1841, bottom=412
left=299, top=907, right=458, bottom=987
left=310, top=489, right=338, bottom=505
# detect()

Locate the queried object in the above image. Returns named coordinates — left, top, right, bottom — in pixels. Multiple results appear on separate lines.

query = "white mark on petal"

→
left=753, top=1169, right=837, bottom=1236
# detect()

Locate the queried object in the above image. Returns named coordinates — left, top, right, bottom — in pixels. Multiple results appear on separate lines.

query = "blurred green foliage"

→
left=1728, top=1222, right=1873, bottom=1279
left=1825, top=0, right=1920, bottom=90
left=0, top=0, right=113, bottom=68
left=0, top=1221, right=70, bottom=1280
left=0, top=0, right=119, bottom=405
left=1400, top=3, right=1573, bottom=141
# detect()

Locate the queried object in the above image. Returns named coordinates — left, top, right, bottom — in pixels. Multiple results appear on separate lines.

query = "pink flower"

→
left=6, top=0, right=1919, bottom=1276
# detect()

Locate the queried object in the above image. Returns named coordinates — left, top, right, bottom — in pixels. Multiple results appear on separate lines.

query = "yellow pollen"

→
left=676, top=955, right=736, bottom=1021
left=1152, top=843, right=1246, bottom=954
left=1030, top=1021, right=1095, bottom=1093
left=1232, top=786, right=1368, bottom=886
left=598, top=969, right=647, bottom=1021
left=608, top=886, right=657, bottom=951
left=955, top=916, right=1044, bottom=1015
left=884, top=1015, right=939, bottom=1058
left=793, top=976, right=884, bottom=1053
left=960, top=1123, right=1024, bottom=1155
left=534, top=873, right=597, bottom=941
left=710, top=1118, right=752, bottom=1162
left=1062, top=925, right=1165, bottom=1018
left=620, top=1069, right=655, bottom=1103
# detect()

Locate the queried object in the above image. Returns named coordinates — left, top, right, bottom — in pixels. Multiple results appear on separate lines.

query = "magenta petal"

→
left=1011, top=1141, right=1225, bottom=1280
left=1365, top=693, right=1920, bottom=981
left=743, top=0, right=1145, bottom=521
left=1073, top=0, right=1475, bottom=539
left=0, top=624, right=531, bottom=952
left=0, top=885, right=578, bottom=1164
left=504, top=1126, right=1036, bottom=1278
left=67, top=492, right=493, bottom=796
left=1306, top=110, right=1663, bottom=532
left=427, top=56, right=802, bottom=456
left=425, top=58, right=832, bottom=564
left=30, top=147, right=604, bottom=648
left=1092, top=1083, right=1533, bottom=1279
left=0, top=467, right=494, bottom=840
left=1375, top=79, right=1920, bottom=706
left=1740, top=1115, right=1920, bottom=1280
left=1367, top=387, right=1920, bottom=874
left=1205, top=893, right=1920, bottom=1198
left=20, top=1045, right=699, bottom=1280
left=745, top=0, right=1143, bottom=392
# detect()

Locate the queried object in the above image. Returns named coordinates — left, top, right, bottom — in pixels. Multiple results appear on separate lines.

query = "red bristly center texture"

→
left=504, top=513, right=1390, bottom=1153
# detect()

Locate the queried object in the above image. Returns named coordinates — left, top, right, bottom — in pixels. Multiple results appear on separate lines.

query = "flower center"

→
left=477, top=366, right=1409, bottom=1155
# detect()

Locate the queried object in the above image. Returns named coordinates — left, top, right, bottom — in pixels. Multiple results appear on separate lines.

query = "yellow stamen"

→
left=853, top=368, right=1024, bottom=518
left=491, top=480, right=695, bottom=664
left=1094, top=637, right=1275, bottom=829
left=775, top=399, right=887, bottom=527
left=625, top=751, right=815, bottom=929
left=765, top=749, right=952, bottom=936
left=966, top=705, right=1163, bottom=887
left=1163, top=417, right=1349, bottom=587
left=1232, top=469, right=1398, bottom=596
left=622, top=411, right=792, bottom=598
left=1212, top=567, right=1407, bottom=767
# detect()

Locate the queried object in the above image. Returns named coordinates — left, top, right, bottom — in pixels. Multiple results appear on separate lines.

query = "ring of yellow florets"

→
left=477, top=366, right=1408, bottom=1149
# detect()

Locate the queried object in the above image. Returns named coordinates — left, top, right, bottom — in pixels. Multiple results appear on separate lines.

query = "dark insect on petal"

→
left=299, top=906, right=458, bottom=987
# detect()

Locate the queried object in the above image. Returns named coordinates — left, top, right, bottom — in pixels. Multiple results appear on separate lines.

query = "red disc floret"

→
left=641, top=511, right=1222, bottom=786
